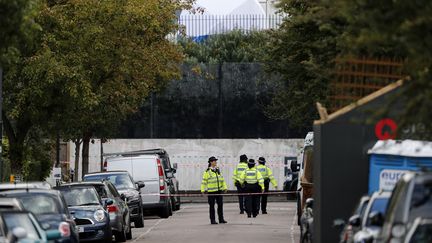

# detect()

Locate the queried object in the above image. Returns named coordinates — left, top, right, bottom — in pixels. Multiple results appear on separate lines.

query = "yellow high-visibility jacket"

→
left=201, top=167, right=227, bottom=193
left=238, top=167, right=264, bottom=191
left=232, top=162, right=248, bottom=184
left=257, top=164, right=277, bottom=188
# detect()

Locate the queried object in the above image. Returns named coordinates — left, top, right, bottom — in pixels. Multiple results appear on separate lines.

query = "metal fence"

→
left=178, top=14, right=284, bottom=38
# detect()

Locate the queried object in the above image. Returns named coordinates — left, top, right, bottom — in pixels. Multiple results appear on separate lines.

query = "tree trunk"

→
left=8, top=141, right=25, bottom=177
left=73, top=139, right=82, bottom=182
left=2, top=112, right=31, bottom=179
left=81, top=132, right=92, bottom=179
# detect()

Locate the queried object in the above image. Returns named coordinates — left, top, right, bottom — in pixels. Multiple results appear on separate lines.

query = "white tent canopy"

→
left=179, top=0, right=280, bottom=38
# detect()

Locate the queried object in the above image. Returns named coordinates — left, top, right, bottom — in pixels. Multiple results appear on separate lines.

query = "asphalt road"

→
left=128, top=202, right=300, bottom=243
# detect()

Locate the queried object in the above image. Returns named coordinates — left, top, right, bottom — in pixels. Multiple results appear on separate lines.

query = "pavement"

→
left=128, top=202, right=300, bottom=243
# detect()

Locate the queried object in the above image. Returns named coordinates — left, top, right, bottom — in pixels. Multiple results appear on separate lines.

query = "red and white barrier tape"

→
left=141, top=191, right=298, bottom=197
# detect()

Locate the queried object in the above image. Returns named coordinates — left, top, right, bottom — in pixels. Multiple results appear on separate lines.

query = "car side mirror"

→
left=105, top=198, right=114, bottom=206
left=120, top=194, right=126, bottom=201
left=369, top=211, right=384, bottom=227
left=348, top=214, right=361, bottom=227
left=8, top=227, right=29, bottom=242
left=136, top=181, right=145, bottom=189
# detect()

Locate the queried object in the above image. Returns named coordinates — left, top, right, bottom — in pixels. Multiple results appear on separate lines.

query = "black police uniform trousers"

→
left=244, top=183, right=261, bottom=217
left=208, top=191, right=225, bottom=223
left=235, top=182, right=245, bottom=213
left=257, top=179, right=270, bottom=213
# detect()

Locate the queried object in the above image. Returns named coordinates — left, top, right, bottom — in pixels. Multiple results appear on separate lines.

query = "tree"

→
left=0, top=0, right=56, bottom=178
left=264, top=0, right=347, bottom=133
left=179, top=29, right=270, bottom=64
left=35, top=0, right=185, bottom=177
left=338, top=0, right=432, bottom=139
left=1, top=0, right=191, bottom=179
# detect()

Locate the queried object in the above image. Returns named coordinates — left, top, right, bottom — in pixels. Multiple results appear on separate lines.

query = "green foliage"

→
left=264, top=0, right=347, bottom=132
left=1, top=0, right=187, bottom=178
left=179, top=30, right=270, bottom=64
left=36, top=0, right=184, bottom=140
left=338, top=0, right=432, bottom=139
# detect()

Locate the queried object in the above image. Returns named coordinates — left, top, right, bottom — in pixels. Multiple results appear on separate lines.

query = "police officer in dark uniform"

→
left=238, top=159, right=264, bottom=218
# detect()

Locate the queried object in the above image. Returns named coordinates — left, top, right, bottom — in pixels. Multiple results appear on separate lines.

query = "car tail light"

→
left=103, top=160, right=107, bottom=171
left=59, top=222, right=70, bottom=237
left=107, top=204, right=118, bottom=213
left=157, top=159, right=165, bottom=192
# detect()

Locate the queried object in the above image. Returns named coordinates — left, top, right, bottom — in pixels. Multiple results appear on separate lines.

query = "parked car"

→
left=0, top=198, right=24, bottom=211
left=83, top=171, right=145, bottom=228
left=403, top=217, right=432, bottom=243
left=0, top=189, right=79, bottom=243
left=55, top=183, right=112, bottom=242
left=376, top=172, right=432, bottom=243
left=336, top=195, right=370, bottom=243
left=79, top=181, right=131, bottom=242
left=353, top=191, right=391, bottom=243
left=300, top=198, right=313, bottom=243
left=0, top=210, right=62, bottom=243
left=283, top=160, right=300, bottom=200
left=103, top=149, right=179, bottom=218
left=0, top=182, right=51, bottom=192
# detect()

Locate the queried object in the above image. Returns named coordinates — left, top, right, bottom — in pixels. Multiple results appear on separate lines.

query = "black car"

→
left=283, top=160, right=300, bottom=200
left=0, top=189, right=79, bottom=243
left=79, top=181, right=131, bottom=242
left=83, top=171, right=145, bottom=228
left=55, top=183, right=112, bottom=242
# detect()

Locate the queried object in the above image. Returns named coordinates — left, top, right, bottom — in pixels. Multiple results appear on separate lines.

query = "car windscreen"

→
left=366, top=198, right=389, bottom=226
left=84, top=174, right=135, bottom=190
left=13, top=194, right=60, bottom=214
left=2, top=213, right=41, bottom=240
left=92, top=185, right=108, bottom=198
left=410, top=182, right=432, bottom=219
left=57, top=187, right=100, bottom=207
left=408, top=223, right=432, bottom=243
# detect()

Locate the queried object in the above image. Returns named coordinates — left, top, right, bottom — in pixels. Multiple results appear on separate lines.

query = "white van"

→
left=104, top=154, right=173, bottom=218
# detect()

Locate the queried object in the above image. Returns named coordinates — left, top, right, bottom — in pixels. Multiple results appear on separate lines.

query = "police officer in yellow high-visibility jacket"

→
left=238, top=159, right=264, bottom=218
left=201, top=156, right=228, bottom=224
left=233, top=154, right=248, bottom=214
left=257, top=157, right=278, bottom=214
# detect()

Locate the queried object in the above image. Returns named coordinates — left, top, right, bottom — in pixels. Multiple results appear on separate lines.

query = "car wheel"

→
left=126, top=220, right=132, bottom=240
left=175, top=197, right=181, bottom=211
left=114, top=227, right=127, bottom=242
left=134, top=208, right=145, bottom=228
left=105, top=227, right=113, bottom=242
left=160, top=201, right=171, bottom=218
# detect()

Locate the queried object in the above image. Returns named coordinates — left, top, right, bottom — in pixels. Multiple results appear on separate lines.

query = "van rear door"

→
left=131, top=157, right=160, bottom=205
